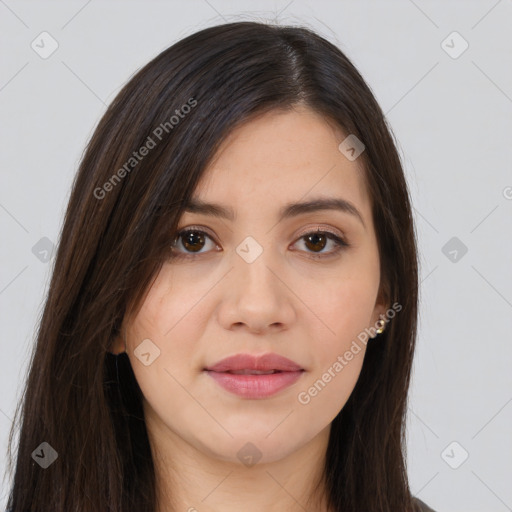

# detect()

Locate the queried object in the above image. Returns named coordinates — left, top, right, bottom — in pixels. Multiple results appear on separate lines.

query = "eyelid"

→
left=175, top=224, right=220, bottom=244
left=294, top=224, right=346, bottom=240
left=176, top=223, right=346, bottom=242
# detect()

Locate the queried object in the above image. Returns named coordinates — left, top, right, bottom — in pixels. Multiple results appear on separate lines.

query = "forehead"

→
left=191, top=107, right=371, bottom=222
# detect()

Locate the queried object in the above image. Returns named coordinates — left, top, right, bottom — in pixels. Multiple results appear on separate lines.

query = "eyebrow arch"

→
left=182, top=196, right=366, bottom=229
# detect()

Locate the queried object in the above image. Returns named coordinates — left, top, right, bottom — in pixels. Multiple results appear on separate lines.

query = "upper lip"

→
left=204, top=353, right=304, bottom=372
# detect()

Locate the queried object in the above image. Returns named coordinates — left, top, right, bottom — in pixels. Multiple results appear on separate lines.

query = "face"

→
left=115, top=106, right=388, bottom=467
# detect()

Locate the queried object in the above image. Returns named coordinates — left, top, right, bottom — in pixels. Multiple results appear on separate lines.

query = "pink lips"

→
left=203, top=353, right=305, bottom=399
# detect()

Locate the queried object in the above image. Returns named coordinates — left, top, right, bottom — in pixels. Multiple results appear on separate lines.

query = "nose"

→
left=216, top=244, right=296, bottom=335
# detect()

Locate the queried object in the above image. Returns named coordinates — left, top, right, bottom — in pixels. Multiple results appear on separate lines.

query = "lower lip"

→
left=205, top=370, right=304, bottom=399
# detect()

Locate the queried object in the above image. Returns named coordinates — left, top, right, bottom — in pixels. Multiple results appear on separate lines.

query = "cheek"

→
left=296, top=351, right=365, bottom=425
left=296, top=282, right=371, bottom=416
left=126, top=289, right=206, bottom=434
left=292, top=269, right=377, bottom=413
left=125, top=274, right=206, bottom=399
left=297, top=267, right=379, bottom=345
left=289, top=238, right=380, bottom=329
left=128, top=266, right=210, bottom=351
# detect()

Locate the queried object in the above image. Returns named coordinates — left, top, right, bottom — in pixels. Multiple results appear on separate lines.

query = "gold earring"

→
left=375, top=317, right=386, bottom=335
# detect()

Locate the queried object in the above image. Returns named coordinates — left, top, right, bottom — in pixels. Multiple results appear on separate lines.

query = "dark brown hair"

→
left=5, top=20, right=419, bottom=511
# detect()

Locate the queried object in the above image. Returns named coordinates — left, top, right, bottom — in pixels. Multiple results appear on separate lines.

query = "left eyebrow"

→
left=278, top=197, right=366, bottom=229
left=182, top=196, right=366, bottom=229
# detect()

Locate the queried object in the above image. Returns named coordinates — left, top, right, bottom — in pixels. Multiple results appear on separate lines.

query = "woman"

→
left=5, top=21, right=436, bottom=512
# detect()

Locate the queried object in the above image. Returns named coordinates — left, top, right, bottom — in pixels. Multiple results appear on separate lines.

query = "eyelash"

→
left=169, top=226, right=349, bottom=261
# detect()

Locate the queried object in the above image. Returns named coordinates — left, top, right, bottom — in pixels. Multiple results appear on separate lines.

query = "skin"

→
left=111, top=105, right=389, bottom=512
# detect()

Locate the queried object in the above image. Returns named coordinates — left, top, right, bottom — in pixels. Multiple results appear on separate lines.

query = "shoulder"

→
left=412, top=496, right=437, bottom=512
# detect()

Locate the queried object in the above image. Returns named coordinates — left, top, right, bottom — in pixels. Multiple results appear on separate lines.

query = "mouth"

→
left=203, top=353, right=305, bottom=399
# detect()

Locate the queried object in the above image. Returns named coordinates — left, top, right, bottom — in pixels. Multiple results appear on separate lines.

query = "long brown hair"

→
left=5, top=21, right=419, bottom=511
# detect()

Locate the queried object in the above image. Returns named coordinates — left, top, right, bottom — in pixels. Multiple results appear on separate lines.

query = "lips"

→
left=204, top=353, right=303, bottom=373
left=203, top=353, right=305, bottom=399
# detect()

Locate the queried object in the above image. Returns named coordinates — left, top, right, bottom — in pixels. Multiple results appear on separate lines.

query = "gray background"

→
left=1, top=1, right=511, bottom=510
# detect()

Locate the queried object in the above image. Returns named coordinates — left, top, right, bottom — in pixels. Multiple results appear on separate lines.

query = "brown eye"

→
left=181, top=230, right=206, bottom=253
left=292, top=229, right=349, bottom=259
left=303, top=232, right=328, bottom=253
left=171, top=229, right=217, bottom=256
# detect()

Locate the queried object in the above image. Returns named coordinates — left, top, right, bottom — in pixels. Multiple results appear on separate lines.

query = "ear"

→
left=370, top=285, right=390, bottom=327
